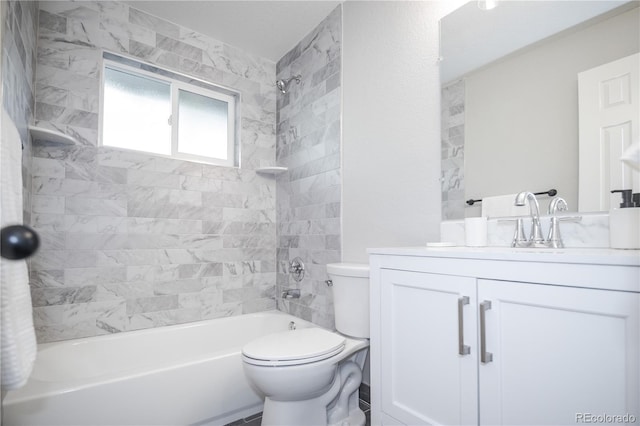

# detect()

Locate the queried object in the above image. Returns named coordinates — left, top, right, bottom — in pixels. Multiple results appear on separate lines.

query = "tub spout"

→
left=281, top=289, right=300, bottom=299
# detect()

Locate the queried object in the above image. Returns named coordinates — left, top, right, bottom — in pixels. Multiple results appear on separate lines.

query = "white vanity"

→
left=369, top=247, right=639, bottom=425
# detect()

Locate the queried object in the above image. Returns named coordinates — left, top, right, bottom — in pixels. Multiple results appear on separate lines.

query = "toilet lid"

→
left=242, top=328, right=345, bottom=366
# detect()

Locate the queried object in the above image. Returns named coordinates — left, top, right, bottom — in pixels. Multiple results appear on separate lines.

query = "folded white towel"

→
left=1, top=108, right=37, bottom=390
left=621, top=141, right=640, bottom=171
left=481, top=194, right=529, bottom=218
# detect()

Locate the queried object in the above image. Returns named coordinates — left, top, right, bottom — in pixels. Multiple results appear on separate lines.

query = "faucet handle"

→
left=548, top=197, right=568, bottom=215
left=558, top=215, right=582, bottom=222
left=547, top=215, right=582, bottom=248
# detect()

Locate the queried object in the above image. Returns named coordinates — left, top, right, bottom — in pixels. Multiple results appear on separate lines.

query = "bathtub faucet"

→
left=281, top=289, right=301, bottom=299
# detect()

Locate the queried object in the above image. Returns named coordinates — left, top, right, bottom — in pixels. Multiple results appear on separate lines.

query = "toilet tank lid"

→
left=326, top=263, right=369, bottom=278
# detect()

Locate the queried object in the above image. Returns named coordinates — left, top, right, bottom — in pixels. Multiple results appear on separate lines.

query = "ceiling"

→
left=125, top=1, right=341, bottom=63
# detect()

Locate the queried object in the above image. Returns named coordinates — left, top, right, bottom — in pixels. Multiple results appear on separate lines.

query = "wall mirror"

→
left=440, top=0, right=639, bottom=219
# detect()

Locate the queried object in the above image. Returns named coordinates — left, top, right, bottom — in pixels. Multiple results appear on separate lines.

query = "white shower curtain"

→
left=1, top=108, right=37, bottom=390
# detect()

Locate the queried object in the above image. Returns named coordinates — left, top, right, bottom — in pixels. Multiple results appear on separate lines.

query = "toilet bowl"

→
left=241, top=263, right=370, bottom=426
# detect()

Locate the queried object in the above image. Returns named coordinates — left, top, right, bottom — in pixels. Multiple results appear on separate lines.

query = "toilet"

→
left=241, top=263, right=370, bottom=426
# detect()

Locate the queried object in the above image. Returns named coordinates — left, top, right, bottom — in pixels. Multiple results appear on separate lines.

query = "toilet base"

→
left=329, top=408, right=366, bottom=426
left=259, top=360, right=365, bottom=426
left=261, top=397, right=366, bottom=426
left=261, top=396, right=328, bottom=426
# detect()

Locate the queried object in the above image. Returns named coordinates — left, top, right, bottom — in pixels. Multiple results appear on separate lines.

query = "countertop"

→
left=368, top=246, right=640, bottom=267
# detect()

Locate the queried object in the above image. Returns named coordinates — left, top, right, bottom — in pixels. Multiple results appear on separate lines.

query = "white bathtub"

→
left=2, top=311, right=314, bottom=426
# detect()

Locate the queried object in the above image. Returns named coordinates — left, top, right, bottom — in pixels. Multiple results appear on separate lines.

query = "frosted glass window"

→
left=103, top=67, right=171, bottom=155
left=101, top=56, right=237, bottom=167
left=178, top=89, right=229, bottom=160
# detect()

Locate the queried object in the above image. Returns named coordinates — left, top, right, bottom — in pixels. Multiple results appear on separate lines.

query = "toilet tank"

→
left=326, top=263, right=370, bottom=338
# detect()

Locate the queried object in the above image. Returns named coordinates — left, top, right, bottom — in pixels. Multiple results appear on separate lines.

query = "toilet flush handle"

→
left=325, top=279, right=333, bottom=287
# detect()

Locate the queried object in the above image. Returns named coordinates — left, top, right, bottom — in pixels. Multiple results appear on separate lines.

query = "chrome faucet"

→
left=546, top=197, right=581, bottom=248
left=511, top=194, right=581, bottom=248
left=514, top=191, right=545, bottom=247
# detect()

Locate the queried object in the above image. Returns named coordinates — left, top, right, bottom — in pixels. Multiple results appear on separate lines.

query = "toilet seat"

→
left=242, top=328, right=346, bottom=367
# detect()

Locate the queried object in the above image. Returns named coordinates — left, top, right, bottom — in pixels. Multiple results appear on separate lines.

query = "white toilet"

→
left=241, top=263, right=370, bottom=426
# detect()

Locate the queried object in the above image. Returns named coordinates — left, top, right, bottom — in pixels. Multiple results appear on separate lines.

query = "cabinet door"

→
left=478, top=279, right=640, bottom=425
left=380, top=269, right=478, bottom=425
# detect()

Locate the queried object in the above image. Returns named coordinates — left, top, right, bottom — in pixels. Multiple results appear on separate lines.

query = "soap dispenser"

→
left=609, top=189, right=640, bottom=249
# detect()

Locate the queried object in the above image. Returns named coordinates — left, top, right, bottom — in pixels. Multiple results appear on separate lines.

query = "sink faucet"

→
left=511, top=193, right=581, bottom=248
left=514, top=191, right=545, bottom=247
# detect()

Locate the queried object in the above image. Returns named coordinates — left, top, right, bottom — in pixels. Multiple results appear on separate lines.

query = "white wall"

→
left=342, top=1, right=462, bottom=262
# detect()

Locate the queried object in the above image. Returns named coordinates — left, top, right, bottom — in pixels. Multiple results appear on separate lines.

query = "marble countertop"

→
left=368, top=246, right=640, bottom=266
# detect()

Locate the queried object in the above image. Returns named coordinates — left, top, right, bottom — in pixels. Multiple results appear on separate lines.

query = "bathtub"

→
left=2, top=311, right=314, bottom=426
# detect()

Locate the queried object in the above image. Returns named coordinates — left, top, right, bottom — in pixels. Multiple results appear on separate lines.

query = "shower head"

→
left=276, top=75, right=301, bottom=94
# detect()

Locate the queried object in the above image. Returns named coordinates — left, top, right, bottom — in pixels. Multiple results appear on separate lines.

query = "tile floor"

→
left=225, top=384, right=371, bottom=426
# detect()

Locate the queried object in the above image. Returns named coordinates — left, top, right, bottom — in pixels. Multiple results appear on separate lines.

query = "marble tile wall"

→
left=275, top=6, right=342, bottom=330
left=1, top=0, right=38, bottom=224
left=30, top=1, right=277, bottom=342
left=441, top=79, right=465, bottom=220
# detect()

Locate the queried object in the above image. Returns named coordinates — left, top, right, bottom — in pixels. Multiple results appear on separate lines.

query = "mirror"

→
left=440, top=0, right=639, bottom=219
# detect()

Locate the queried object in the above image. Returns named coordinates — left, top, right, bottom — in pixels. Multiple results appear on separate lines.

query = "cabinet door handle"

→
left=480, top=300, right=493, bottom=363
left=458, top=296, right=471, bottom=355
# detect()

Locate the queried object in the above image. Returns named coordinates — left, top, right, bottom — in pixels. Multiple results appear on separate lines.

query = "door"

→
left=380, top=269, right=478, bottom=425
left=578, top=53, right=640, bottom=211
left=478, top=279, right=640, bottom=425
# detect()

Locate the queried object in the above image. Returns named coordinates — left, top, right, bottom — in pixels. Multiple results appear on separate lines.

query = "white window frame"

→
left=100, top=56, right=238, bottom=167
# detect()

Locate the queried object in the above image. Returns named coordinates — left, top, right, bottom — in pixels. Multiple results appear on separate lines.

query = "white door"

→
left=380, top=269, right=478, bottom=425
left=578, top=53, right=640, bottom=211
left=478, top=279, right=640, bottom=426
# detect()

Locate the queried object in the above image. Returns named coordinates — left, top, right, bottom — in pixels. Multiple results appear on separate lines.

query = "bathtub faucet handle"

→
left=289, top=257, right=305, bottom=282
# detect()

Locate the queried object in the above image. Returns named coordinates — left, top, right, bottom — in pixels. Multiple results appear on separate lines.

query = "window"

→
left=100, top=54, right=238, bottom=166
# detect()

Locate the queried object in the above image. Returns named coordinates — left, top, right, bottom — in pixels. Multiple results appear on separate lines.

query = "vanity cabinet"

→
left=369, top=248, right=640, bottom=426
left=379, top=270, right=478, bottom=425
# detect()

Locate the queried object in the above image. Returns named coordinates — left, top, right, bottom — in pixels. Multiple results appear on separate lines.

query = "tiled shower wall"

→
left=275, top=6, right=342, bottom=330
left=441, top=79, right=465, bottom=220
left=30, top=1, right=278, bottom=342
left=1, top=0, right=38, bottom=224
